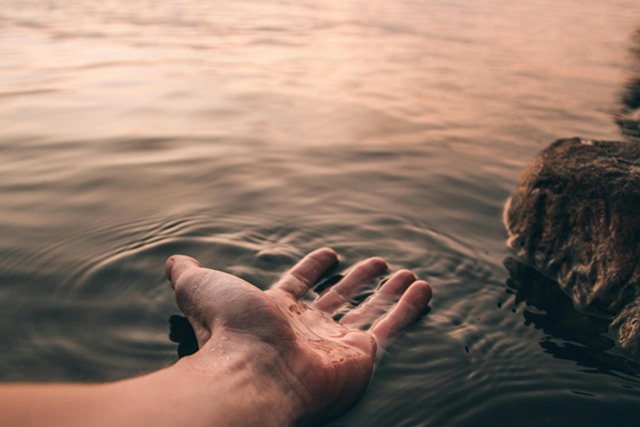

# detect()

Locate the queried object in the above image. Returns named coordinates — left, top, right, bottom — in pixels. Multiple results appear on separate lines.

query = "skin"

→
left=0, top=248, right=432, bottom=426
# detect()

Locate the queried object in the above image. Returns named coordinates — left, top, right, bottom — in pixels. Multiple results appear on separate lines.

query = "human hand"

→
left=164, top=248, right=432, bottom=425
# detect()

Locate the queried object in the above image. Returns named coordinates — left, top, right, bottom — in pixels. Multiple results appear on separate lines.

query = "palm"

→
left=165, top=248, right=431, bottom=424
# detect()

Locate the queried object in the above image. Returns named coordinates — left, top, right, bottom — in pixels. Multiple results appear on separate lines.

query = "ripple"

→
left=2, top=0, right=640, bottom=425
left=15, top=207, right=480, bottom=384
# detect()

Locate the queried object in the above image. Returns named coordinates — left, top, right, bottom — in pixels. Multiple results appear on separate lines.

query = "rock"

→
left=615, top=28, right=640, bottom=143
left=504, top=137, right=640, bottom=355
left=616, top=76, right=640, bottom=143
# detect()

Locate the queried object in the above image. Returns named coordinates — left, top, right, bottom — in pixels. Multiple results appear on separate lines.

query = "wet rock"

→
left=615, top=28, right=640, bottom=143
left=504, top=137, right=640, bottom=355
left=616, top=76, right=640, bottom=143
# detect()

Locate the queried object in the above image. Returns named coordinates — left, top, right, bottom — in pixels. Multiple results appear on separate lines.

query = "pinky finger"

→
left=370, top=281, right=432, bottom=349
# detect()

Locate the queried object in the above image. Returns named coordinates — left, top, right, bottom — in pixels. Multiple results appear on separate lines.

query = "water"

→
left=1, top=0, right=640, bottom=425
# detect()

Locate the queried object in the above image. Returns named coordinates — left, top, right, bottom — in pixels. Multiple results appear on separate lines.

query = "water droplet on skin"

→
left=289, top=304, right=301, bottom=314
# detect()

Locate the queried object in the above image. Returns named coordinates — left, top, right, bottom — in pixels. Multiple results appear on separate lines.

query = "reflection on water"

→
left=169, top=315, right=198, bottom=358
left=503, top=258, right=614, bottom=352
left=1, top=0, right=640, bottom=425
left=504, top=257, right=640, bottom=379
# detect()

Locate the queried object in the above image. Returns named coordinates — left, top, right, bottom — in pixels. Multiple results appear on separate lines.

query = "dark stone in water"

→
left=615, top=28, right=640, bottom=143
left=504, top=137, right=640, bottom=355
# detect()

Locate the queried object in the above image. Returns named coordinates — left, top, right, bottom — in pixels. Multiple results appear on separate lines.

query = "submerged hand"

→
left=164, top=248, right=432, bottom=425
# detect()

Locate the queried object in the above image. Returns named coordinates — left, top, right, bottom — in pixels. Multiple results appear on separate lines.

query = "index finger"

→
left=271, top=248, right=338, bottom=299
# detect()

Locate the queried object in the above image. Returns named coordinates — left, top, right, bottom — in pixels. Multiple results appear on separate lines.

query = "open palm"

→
left=165, top=248, right=432, bottom=425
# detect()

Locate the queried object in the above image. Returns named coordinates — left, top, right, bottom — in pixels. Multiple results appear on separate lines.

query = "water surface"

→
left=1, top=0, right=640, bottom=425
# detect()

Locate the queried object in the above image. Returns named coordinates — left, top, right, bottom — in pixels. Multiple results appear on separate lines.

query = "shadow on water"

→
left=169, top=315, right=198, bottom=358
left=503, top=257, right=640, bottom=380
left=616, top=28, right=640, bottom=142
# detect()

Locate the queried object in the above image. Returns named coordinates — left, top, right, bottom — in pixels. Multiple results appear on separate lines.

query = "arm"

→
left=0, top=346, right=298, bottom=427
left=0, top=248, right=432, bottom=426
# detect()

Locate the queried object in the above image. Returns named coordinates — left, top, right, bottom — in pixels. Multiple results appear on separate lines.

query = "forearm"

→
left=0, top=342, right=300, bottom=427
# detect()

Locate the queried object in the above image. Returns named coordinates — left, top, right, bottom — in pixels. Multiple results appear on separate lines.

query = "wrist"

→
left=174, top=333, right=305, bottom=426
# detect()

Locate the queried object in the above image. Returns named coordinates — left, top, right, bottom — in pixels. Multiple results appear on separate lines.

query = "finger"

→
left=370, top=281, right=432, bottom=348
left=339, top=269, right=416, bottom=328
left=165, top=255, right=202, bottom=289
left=313, top=257, right=389, bottom=314
left=271, top=247, right=338, bottom=299
left=164, top=255, right=212, bottom=345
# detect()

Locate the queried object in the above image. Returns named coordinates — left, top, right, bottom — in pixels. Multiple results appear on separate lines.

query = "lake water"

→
left=1, top=0, right=640, bottom=425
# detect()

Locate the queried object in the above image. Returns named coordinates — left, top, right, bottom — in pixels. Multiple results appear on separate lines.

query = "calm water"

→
left=1, top=0, right=640, bottom=425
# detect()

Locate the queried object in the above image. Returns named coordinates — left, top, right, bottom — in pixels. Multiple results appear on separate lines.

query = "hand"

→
left=164, top=248, right=432, bottom=425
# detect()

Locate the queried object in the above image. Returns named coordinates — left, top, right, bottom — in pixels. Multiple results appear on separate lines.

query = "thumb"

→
left=165, top=255, right=202, bottom=289
left=164, top=254, right=213, bottom=346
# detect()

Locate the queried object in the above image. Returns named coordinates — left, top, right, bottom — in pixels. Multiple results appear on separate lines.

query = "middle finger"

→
left=312, top=256, right=388, bottom=314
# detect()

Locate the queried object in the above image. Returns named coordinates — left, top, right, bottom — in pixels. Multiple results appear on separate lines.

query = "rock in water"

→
left=504, top=137, right=640, bottom=355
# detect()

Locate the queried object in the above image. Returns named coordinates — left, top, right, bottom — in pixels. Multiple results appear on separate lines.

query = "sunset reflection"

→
left=1, top=1, right=639, bottom=426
